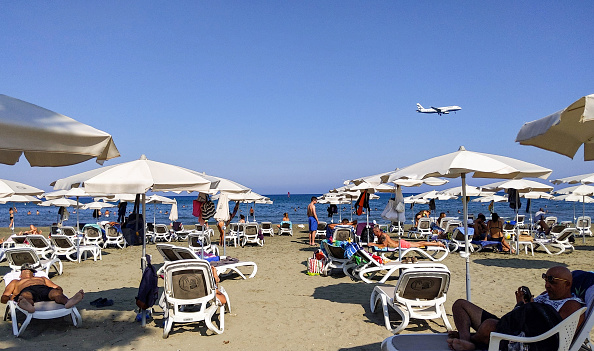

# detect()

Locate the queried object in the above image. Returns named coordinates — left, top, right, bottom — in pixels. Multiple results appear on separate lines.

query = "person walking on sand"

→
left=307, top=197, right=319, bottom=246
left=1, top=264, right=84, bottom=313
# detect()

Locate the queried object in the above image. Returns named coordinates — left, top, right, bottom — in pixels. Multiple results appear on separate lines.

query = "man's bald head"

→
left=547, top=266, right=572, bottom=283
left=544, top=266, right=573, bottom=299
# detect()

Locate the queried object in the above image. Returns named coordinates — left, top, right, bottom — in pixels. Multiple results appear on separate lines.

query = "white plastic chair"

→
left=102, top=224, right=126, bottom=249
left=408, top=218, right=431, bottom=239
left=25, top=235, right=55, bottom=260
left=153, top=224, right=172, bottom=243
left=534, top=226, right=576, bottom=255
left=226, top=223, right=240, bottom=247
left=316, top=221, right=327, bottom=239
left=576, top=216, right=592, bottom=237
left=83, top=226, right=104, bottom=246
left=161, top=259, right=230, bottom=338
left=241, top=223, right=263, bottom=247
left=260, top=222, right=274, bottom=237
left=51, top=235, right=102, bottom=262
left=5, top=247, right=63, bottom=276
left=188, top=233, right=219, bottom=256
left=7, top=299, right=82, bottom=337
left=370, top=266, right=452, bottom=333
left=278, top=222, right=292, bottom=236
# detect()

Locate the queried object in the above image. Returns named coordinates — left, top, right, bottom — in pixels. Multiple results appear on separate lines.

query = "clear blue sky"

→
left=1, top=1, right=593, bottom=195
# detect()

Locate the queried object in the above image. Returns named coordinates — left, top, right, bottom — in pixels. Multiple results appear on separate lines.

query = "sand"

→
left=1, top=226, right=593, bottom=351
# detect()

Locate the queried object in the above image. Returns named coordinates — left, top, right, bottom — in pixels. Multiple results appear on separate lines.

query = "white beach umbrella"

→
left=0, top=179, right=44, bottom=197
left=0, top=194, right=42, bottom=204
left=44, top=188, right=94, bottom=230
left=471, top=194, right=508, bottom=203
left=0, top=94, right=120, bottom=166
left=145, top=195, right=176, bottom=225
left=550, top=173, right=594, bottom=185
left=386, top=146, right=552, bottom=301
left=82, top=201, right=116, bottom=210
left=553, top=184, right=594, bottom=242
left=51, top=154, right=213, bottom=326
left=53, top=155, right=211, bottom=195
left=39, top=198, right=81, bottom=207
left=198, top=173, right=251, bottom=194
left=516, top=94, right=594, bottom=160
left=168, top=201, right=178, bottom=222
left=481, top=179, right=553, bottom=193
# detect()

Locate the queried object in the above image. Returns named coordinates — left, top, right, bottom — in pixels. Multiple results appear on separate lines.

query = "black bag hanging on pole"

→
left=508, top=189, right=521, bottom=210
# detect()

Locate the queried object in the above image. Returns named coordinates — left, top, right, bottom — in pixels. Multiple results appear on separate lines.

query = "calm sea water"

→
left=1, top=193, right=592, bottom=229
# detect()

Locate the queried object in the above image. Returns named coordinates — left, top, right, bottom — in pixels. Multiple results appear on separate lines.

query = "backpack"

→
left=495, top=302, right=562, bottom=351
left=136, top=256, right=158, bottom=310
left=360, top=226, right=373, bottom=244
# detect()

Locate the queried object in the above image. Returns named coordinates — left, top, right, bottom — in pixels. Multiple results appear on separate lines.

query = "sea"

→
left=1, top=193, right=592, bottom=229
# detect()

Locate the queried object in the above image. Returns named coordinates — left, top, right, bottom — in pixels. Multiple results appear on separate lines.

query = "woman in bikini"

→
left=486, top=212, right=513, bottom=253
left=368, top=225, right=445, bottom=249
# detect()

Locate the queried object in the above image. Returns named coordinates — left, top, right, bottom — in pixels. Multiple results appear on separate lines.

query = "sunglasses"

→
left=542, top=273, right=569, bottom=284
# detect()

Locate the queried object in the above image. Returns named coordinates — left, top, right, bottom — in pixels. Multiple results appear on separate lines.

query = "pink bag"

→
left=192, top=200, right=202, bottom=217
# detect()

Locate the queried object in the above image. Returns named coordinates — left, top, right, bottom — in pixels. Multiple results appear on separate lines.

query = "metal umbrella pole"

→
left=141, top=192, right=147, bottom=327
left=461, top=173, right=471, bottom=302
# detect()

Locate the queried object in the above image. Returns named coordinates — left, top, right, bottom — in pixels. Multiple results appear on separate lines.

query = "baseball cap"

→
left=20, top=263, right=37, bottom=272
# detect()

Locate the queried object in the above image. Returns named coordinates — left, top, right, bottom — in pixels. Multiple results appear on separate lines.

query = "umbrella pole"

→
left=141, top=193, right=147, bottom=327
left=462, top=173, right=471, bottom=301
left=583, top=196, right=586, bottom=244
left=515, top=198, right=519, bottom=256
left=76, top=196, right=80, bottom=233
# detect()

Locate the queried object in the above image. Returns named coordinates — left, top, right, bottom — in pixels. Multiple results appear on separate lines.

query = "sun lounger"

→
left=5, top=247, right=62, bottom=276
left=7, top=297, right=82, bottom=337
left=161, top=259, right=230, bottom=338
left=25, top=235, right=55, bottom=260
left=172, top=246, right=257, bottom=280
left=346, top=248, right=448, bottom=284
left=533, top=226, right=576, bottom=255
left=51, top=235, right=102, bottom=262
left=370, top=266, right=452, bottom=333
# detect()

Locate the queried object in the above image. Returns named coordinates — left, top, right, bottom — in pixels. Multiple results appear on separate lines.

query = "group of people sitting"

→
left=472, top=212, right=514, bottom=253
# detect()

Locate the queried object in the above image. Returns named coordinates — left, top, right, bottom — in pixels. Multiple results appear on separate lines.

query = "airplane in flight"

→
left=416, top=103, right=461, bottom=116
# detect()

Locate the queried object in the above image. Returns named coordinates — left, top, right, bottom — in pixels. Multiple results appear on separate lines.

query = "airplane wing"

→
left=431, top=106, right=443, bottom=113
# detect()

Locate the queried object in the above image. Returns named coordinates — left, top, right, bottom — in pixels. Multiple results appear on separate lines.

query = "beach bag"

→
left=360, top=226, right=373, bottom=244
left=396, top=202, right=405, bottom=213
left=307, top=257, right=324, bottom=276
left=495, top=302, right=562, bottom=351
left=136, top=255, right=158, bottom=310
left=201, top=197, right=216, bottom=220
left=382, top=199, right=400, bottom=221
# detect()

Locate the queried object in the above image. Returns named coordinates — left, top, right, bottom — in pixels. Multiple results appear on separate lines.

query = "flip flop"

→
left=96, top=299, right=114, bottom=308
left=90, top=297, right=104, bottom=306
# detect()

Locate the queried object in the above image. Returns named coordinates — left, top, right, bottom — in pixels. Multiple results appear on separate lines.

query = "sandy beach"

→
left=1, top=226, right=593, bottom=351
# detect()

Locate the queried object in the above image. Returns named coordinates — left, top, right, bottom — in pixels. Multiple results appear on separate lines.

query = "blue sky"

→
left=1, top=1, right=593, bottom=195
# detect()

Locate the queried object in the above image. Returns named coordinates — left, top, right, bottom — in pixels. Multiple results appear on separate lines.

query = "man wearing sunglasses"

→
left=447, top=266, right=584, bottom=351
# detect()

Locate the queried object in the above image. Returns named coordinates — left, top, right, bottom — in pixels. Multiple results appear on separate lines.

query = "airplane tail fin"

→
left=416, top=103, right=423, bottom=110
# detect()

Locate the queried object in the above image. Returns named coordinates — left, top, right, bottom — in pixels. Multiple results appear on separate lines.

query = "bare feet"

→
left=447, top=338, right=476, bottom=351
left=65, top=290, right=85, bottom=309
left=18, top=297, right=35, bottom=313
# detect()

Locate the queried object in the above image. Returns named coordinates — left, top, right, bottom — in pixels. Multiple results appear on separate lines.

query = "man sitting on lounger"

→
left=368, top=225, right=445, bottom=249
left=446, top=266, right=584, bottom=351
left=1, top=264, right=84, bottom=313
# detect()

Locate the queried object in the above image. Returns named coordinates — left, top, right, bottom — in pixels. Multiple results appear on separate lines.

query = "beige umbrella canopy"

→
left=385, top=146, right=552, bottom=301
left=516, top=94, right=594, bottom=160
left=0, top=178, right=44, bottom=197
left=0, top=94, right=120, bottom=166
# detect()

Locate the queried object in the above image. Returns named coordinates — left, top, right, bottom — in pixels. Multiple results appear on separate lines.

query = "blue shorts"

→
left=308, top=216, right=318, bottom=232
